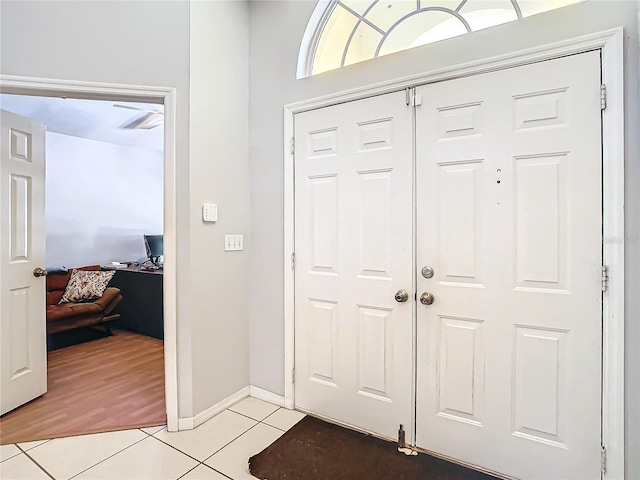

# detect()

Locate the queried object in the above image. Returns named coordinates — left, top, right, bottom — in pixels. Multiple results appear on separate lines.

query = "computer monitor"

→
left=144, top=234, right=163, bottom=267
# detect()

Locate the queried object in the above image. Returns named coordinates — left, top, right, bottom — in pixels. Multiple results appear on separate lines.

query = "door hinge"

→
left=405, top=87, right=421, bottom=107
left=290, top=137, right=295, bottom=155
left=601, top=445, right=607, bottom=474
left=291, top=252, right=296, bottom=270
left=291, top=367, right=295, bottom=384
left=600, top=84, right=606, bottom=110
left=602, top=265, right=609, bottom=292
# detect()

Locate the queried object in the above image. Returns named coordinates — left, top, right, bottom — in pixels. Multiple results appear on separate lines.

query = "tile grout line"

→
left=147, top=435, right=208, bottom=464
left=228, top=408, right=278, bottom=424
left=14, top=406, right=289, bottom=480
left=259, top=410, right=304, bottom=432
left=212, top=467, right=234, bottom=480
left=199, top=421, right=272, bottom=480
left=261, top=409, right=282, bottom=426
left=1, top=445, right=21, bottom=463
left=175, top=464, right=200, bottom=480
left=153, top=409, right=285, bottom=479
left=12, top=438, right=52, bottom=454
left=200, top=422, right=263, bottom=464
left=148, top=422, right=259, bottom=478
left=67, top=434, right=151, bottom=480
left=176, top=462, right=234, bottom=480
left=184, top=407, right=298, bottom=476
left=140, top=426, right=165, bottom=437
left=205, top=415, right=290, bottom=478
left=18, top=448, right=56, bottom=480
left=259, top=417, right=290, bottom=432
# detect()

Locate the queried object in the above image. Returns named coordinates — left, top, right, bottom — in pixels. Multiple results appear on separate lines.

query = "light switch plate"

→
left=203, top=203, right=218, bottom=222
left=225, top=234, right=243, bottom=251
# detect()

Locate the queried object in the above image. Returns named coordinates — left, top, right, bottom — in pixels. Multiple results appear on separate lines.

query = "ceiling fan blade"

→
left=120, top=112, right=164, bottom=130
left=137, top=113, right=164, bottom=129
left=113, top=104, right=147, bottom=111
left=120, top=112, right=153, bottom=129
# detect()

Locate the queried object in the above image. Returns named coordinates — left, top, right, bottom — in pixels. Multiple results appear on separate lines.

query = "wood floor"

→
left=0, top=329, right=166, bottom=445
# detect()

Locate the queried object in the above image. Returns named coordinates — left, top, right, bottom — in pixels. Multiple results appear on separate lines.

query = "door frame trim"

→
left=283, top=27, right=624, bottom=478
left=0, top=75, right=180, bottom=432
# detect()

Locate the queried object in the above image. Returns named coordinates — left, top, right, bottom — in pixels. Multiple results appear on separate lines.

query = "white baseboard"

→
left=177, top=386, right=250, bottom=430
left=249, top=385, right=286, bottom=408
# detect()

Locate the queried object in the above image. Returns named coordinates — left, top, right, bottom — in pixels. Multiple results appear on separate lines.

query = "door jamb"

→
left=0, top=75, right=180, bottom=432
left=283, top=27, right=624, bottom=479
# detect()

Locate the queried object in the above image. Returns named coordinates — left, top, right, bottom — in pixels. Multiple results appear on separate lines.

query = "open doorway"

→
left=0, top=90, right=174, bottom=443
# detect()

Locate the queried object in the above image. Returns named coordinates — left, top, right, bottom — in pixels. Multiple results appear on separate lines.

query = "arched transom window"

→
left=298, top=0, right=581, bottom=77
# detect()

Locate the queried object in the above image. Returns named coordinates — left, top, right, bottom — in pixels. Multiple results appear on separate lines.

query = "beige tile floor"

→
left=0, top=397, right=305, bottom=480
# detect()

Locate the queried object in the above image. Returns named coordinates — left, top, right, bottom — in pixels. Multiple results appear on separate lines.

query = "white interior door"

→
left=1, top=110, right=47, bottom=415
left=294, top=91, right=413, bottom=440
left=415, top=52, right=603, bottom=479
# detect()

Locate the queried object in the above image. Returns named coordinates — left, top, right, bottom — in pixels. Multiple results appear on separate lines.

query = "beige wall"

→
left=44, top=132, right=164, bottom=268
left=0, top=0, right=251, bottom=419
left=189, top=0, right=251, bottom=415
left=248, top=1, right=640, bottom=478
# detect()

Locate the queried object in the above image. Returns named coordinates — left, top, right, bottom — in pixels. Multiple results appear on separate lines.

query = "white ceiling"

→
left=0, top=94, right=164, bottom=152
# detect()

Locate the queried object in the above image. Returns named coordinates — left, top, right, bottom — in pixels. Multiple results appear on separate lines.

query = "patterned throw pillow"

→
left=58, top=269, right=115, bottom=304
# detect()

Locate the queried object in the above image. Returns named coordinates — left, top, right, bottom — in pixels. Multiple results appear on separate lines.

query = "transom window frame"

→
left=297, top=0, right=582, bottom=78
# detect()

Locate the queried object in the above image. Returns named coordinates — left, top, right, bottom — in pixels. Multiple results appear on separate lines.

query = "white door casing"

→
left=415, top=51, right=603, bottom=479
left=0, top=110, right=47, bottom=415
left=0, top=76, right=180, bottom=431
left=294, top=91, right=413, bottom=440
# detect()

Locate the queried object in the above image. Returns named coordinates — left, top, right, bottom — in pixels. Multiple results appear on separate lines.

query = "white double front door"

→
left=294, top=51, right=603, bottom=479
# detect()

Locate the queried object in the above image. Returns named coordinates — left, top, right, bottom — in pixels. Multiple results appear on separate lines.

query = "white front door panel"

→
left=415, top=51, right=603, bottom=479
left=294, top=91, right=413, bottom=440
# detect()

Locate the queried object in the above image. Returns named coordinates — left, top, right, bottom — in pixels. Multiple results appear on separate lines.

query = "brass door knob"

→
left=420, top=292, right=435, bottom=305
left=33, top=267, right=47, bottom=277
left=394, top=289, right=409, bottom=303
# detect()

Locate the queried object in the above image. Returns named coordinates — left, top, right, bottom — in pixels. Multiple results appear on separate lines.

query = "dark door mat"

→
left=249, top=415, right=498, bottom=480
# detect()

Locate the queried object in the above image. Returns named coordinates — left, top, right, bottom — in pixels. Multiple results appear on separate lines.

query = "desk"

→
left=109, top=267, right=163, bottom=340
